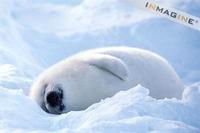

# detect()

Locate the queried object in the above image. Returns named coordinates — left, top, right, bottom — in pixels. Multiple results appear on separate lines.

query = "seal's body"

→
left=30, top=47, right=184, bottom=114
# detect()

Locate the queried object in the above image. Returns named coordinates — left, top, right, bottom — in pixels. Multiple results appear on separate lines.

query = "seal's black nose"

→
left=46, top=91, right=61, bottom=107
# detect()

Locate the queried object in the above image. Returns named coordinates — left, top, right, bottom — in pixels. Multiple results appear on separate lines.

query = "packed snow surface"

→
left=0, top=84, right=199, bottom=133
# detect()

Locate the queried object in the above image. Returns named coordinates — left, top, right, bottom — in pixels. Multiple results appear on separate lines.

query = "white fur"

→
left=30, top=47, right=184, bottom=113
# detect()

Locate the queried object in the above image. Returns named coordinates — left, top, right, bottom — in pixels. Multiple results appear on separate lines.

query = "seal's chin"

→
left=45, top=103, right=64, bottom=115
left=41, top=99, right=65, bottom=115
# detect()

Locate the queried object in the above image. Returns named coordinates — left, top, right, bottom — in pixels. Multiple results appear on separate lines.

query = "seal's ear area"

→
left=84, top=54, right=128, bottom=80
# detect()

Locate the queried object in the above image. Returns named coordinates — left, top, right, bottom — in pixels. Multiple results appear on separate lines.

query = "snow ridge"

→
left=0, top=84, right=199, bottom=133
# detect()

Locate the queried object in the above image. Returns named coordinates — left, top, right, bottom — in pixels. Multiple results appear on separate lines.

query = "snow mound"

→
left=0, top=64, right=32, bottom=94
left=0, top=84, right=199, bottom=133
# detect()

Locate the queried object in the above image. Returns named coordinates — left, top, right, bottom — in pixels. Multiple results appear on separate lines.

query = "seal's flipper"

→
left=84, top=54, right=128, bottom=80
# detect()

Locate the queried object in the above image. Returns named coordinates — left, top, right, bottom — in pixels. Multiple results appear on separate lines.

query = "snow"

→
left=0, top=84, right=200, bottom=132
left=0, top=0, right=199, bottom=132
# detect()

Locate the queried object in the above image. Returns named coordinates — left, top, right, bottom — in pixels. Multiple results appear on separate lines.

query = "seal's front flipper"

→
left=84, top=54, right=128, bottom=81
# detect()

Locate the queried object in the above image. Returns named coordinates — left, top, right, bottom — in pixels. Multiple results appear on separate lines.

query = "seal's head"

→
left=30, top=81, right=66, bottom=115
left=29, top=52, right=130, bottom=115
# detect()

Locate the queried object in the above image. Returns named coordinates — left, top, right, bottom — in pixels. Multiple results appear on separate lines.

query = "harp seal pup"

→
left=30, top=47, right=184, bottom=114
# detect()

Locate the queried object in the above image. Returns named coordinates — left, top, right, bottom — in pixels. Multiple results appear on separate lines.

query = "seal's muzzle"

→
left=44, top=84, right=65, bottom=114
left=46, top=91, right=61, bottom=107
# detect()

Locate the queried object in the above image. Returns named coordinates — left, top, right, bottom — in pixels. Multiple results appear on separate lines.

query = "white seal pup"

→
left=30, top=47, right=184, bottom=114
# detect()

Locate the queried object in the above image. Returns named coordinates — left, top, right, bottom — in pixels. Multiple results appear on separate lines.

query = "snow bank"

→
left=0, top=64, right=32, bottom=92
left=0, top=84, right=199, bottom=133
